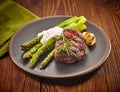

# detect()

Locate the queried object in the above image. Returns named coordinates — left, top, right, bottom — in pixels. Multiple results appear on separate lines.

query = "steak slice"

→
left=54, top=28, right=86, bottom=63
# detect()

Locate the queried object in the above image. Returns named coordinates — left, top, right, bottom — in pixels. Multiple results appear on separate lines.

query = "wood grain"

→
left=0, top=56, right=40, bottom=92
left=0, top=0, right=120, bottom=92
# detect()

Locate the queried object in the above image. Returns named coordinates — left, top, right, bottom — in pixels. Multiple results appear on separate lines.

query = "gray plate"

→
left=9, top=16, right=111, bottom=78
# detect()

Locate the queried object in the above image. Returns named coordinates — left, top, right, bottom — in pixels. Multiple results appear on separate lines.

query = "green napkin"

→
left=0, top=0, right=39, bottom=57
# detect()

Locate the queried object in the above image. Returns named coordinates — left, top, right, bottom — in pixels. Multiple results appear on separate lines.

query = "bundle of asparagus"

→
left=21, top=16, right=87, bottom=69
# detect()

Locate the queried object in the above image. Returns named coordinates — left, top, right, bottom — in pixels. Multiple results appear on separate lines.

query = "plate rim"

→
left=9, top=16, right=111, bottom=78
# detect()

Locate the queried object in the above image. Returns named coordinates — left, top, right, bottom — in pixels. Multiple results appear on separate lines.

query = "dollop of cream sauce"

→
left=37, top=26, right=63, bottom=44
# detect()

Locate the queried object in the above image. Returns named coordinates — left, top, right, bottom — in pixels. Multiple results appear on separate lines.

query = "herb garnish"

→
left=57, top=33, right=74, bottom=55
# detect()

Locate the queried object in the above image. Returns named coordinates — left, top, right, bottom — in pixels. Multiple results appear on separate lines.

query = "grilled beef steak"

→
left=54, top=29, right=86, bottom=63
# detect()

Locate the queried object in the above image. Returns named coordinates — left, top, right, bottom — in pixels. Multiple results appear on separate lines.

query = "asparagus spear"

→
left=64, top=22, right=77, bottom=29
left=23, top=43, right=42, bottom=59
left=21, top=35, right=43, bottom=51
left=64, top=23, right=87, bottom=31
left=78, top=24, right=87, bottom=31
left=57, top=16, right=80, bottom=28
left=63, top=16, right=87, bottom=32
left=40, top=49, right=55, bottom=69
left=29, top=37, right=56, bottom=68
left=73, top=16, right=87, bottom=32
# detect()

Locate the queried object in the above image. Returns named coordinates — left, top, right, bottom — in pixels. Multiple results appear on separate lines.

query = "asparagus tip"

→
left=29, top=65, right=34, bottom=69
left=39, top=65, right=43, bottom=69
left=39, top=62, right=46, bottom=69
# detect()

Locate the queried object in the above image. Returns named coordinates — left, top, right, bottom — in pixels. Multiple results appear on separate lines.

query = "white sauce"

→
left=37, top=26, right=63, bottom=44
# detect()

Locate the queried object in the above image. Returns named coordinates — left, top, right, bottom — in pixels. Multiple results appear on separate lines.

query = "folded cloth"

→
left=0, top=0, right=39, bottom=57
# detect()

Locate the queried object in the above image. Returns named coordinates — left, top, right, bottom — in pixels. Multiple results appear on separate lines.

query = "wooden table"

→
left=0, top=0, right=120, bottom=92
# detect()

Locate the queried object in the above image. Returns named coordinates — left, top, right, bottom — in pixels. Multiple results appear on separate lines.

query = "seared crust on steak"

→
left=54, top=29, right=86, bottom=63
